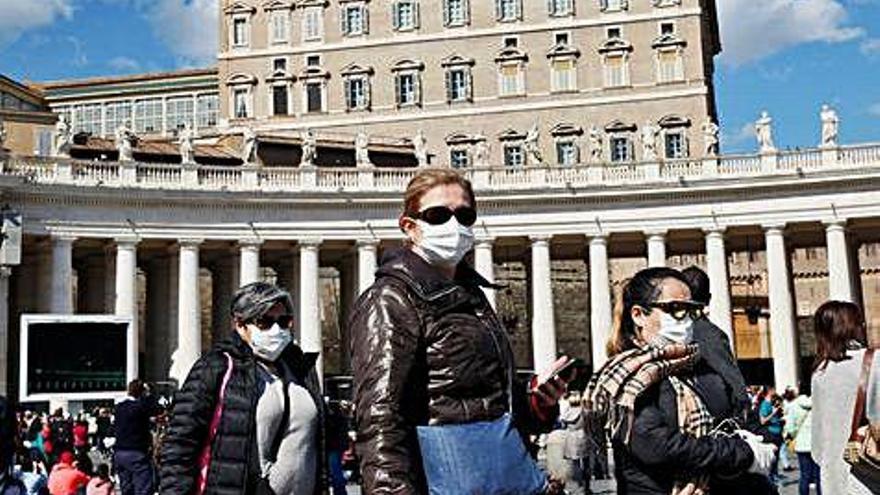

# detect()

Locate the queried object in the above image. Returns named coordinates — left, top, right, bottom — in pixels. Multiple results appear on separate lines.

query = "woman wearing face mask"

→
left=160, top=282, right=324, bottom=495
left=350, top=168, right=573, bottom=494
left=583, top=268, right=778, bottom=495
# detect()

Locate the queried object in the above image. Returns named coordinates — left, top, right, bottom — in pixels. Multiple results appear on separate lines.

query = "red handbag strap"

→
left=849, top=348, right=876, bottom=443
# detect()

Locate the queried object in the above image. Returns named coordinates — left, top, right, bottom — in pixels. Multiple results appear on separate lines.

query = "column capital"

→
left=474, top=236, right=495, bottom=248
left=762, top=223, right=787, bottom=235
left=822, top=219, right=848, bottom=231
left=588, top=234, right=608, bottom=246
left=238, top=238, right=263, bottom=248
left=298, top=237, right=322, bottom=250
left=644, top=229, right=668, bottom=239
left=355, top=238, right=380, bottom=249
left=529, top=234, right=553, bottom=245
left=49, top=233, right=78, bottom=244
left=114, top=236, right=140, bottom=248
left=178, top=238, right=204, bottom=249
left=702, top=225, right=727, bottom=236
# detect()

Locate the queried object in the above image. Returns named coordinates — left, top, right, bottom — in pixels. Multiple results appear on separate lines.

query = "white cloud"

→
left=0, top=0, right=74, bottom=48
left=720, top=122, right=757, bottom=149
left=861, top=38, right=880, bottom=56
left=108, top=56, right=141, bottom=72
left=870, top=103, right=880, bottom=118
left=717, top=0, right=864, bottom=66
left=139, top=0, right=218, bottom=66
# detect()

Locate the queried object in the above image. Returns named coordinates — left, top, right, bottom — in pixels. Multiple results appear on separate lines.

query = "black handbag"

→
left=843, top=348, right=880, bottom=492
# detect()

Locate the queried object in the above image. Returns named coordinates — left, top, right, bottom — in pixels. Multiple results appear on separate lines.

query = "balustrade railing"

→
left=3, top=142, right=879, bottom=193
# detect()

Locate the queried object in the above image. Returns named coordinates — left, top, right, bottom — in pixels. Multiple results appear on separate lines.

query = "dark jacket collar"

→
left=376, top=248, right=498, bottom=301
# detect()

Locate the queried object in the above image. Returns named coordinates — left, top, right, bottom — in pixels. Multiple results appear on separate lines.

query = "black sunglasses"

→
left=252, top=314, right=294, bottom=330
left=646, top=301, right=705, bottom=321
left=410, top=205, right=477, bottom=227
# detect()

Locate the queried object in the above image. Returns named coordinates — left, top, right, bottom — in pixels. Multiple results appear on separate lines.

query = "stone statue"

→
left=53, top=114, right=73, bottom=157
left=523, top=123, right=543, bottom=165
left=820, top=104, right=839, bottom=147
left=474, top=137, right=490, bottom=168
left=412, top=129, right=428, bottom=166
left=241, top=127, right=257, bottom=164
left=355, top=130, right=371, bottom=167
left=0, top=117, right=6, bottom=150
left=640, top=121, right=659, bottom=161
left=178, top=123, right=196, bottom=165
left=115, top=121, right=135, bottom=162
left=588, top=125, right=604, bottom=162
left=755, top=111, right=775, bottom=153
left=702, top=119, right=720, bottom=156
left=301, top=128, right=317, bottom=166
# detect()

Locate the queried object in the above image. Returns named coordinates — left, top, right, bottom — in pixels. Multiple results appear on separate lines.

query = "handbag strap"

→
left=849, top=348, right=876, bottom=442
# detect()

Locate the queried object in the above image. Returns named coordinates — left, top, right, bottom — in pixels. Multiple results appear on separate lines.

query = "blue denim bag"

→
left=416, top=413, right=547, bottom=495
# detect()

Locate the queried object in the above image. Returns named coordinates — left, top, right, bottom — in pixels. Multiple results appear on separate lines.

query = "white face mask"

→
left=414, top=217, right=475, bottom=267
left=250, top=323, right=292, bottom=362
left=650, top=313, right=695, bottom=346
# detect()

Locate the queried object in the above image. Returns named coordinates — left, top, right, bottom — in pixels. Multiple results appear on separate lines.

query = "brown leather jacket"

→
left=349, top=249, right=557, bottom=495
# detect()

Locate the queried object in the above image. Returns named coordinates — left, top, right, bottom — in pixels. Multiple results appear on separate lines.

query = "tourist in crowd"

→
left=85, top=464, right=114, bottom=495
left=783, top=391, right=820, bottom=495
left=1, top=396, right=27, bottom=495
left=113, top=380, right=157, bottom=495
left=71, top=417, right=88, bottom=458
left=94, top=409, right=112, bottom=455
left=811, top=301, right=877, bottom=494
left=779, top=388, right=798, bottom=472
left=349, top=168, right=572, bottom=494
left=758, top=387, right=785, bottom=484
left=546, top=392, right=589, bottom=495
left=15, top=454, right=48, bottom=495
left=584, top=267, right=778, bottom=495
left=160, top=282, right=324, bottom=495
left=324, top=401, right=349, bottom=495
left=46, top=452, right=88, bottom=495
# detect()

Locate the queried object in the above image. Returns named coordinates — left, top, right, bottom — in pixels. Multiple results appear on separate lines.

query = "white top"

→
left=811, top=348, right=877, bottom=495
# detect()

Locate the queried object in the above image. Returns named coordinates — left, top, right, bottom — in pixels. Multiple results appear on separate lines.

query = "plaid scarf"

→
left=583, top=343, right=713, bottom=491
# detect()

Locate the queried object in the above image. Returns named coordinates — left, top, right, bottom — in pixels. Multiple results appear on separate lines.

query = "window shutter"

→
left=627, top=138, right=635, bottom=162
left=495, top=0, right=503, bottom=20
left=392, top=2, right=400, bottom=30
left=516, top=0, right=523, bottom=20
left=574, top=142, right=581, bottom=164
left=363, top=5, right=370, bottom=34
left=394, top=74, right=402, bottom=106
left=445, top=70, right=453, bottom=102
left=413, top=1, right=421, bottom=28
left=365, top=77, right=372, bottom=110
left=547, top=0, right=553, bottom=14
left=344, top=78, right=352, bottom=110
left=463, top=0, right=471, bottom=24
left=414, top=73, right=422, bottom=106
left=466, top=69, right=473, bottom=101
left=340, top=7, right=349, bottom=35
left=443, top=0, right=451, bottom=26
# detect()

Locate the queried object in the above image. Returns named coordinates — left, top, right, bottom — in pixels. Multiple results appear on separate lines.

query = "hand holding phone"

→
left=531, top=356, right=580, bottom=407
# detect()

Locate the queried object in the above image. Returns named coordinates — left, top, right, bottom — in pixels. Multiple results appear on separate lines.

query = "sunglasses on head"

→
left=646, top=300, right=705, bottom=321
left=251, top=314, right=294, bottom=330
left=410, top=205, right=477, bottom=227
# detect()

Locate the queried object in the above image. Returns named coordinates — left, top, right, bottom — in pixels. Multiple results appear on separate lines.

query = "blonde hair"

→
left=402, top=168, right=476, bottom=219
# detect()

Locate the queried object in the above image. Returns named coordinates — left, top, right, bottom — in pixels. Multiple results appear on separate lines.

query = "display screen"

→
left=26, top=321, right=128, bottom=395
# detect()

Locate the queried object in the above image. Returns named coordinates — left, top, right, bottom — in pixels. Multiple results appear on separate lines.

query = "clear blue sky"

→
left=0, top=0, right=878, bottom=153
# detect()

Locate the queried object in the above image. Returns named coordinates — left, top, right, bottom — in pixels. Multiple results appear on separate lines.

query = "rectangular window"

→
left=306, top=55, right=321, bottom=67
left=134, top=98, right=163, bottom=133
left=271, top=11, right=289, bottom=44
left=232, top=17, right=248, bottom=46
left=393, top=1, right=418, bottom=30
left=657, top=50, right=683, bottom=83
left=273, top=58, right=287, bottom=72
left=548, top=0, right=573, bottom=16
left=554, top=32, right=570, bottom=45
left=74, top=104, right=102, bottom=135
left=303, top=6, right=323, bottom=41
left=396, top=72, right=418, bottom=106
left=306, top=83, right=323, bottom=113
left=272, top=86, right=289, bottom=116
left=503, top=36, right=518, bottom=48
left=499, top=63, right=522, bottom=96
left=35, top=129, right=53, bottom=156
left=233, top=89, right=249, bottom=119
left=556, top=141, right=578, bottom=165
left=551, top=58, right=575, bottom=92
left=607, top=27, right=621, bottom=39
left=604, top=54, right=627, bottom=87
left=104, top=101, right=132, bottom=137
left=444, top=0, right=468, bottom=26
left=166, top=96, right=194, bottom=131
left=602, top=0, right=625, bottom=11
left=665, top=132, right=685, bottom=159
left=504, top=144, right=524, bottom=167
left=661, top=22, right=675, bottom=35
left=197, top=93, right=219, bottom=129
left=447, top=68, right=469, bottom=102
left=497, top=0, right=520, bottom=21
left=610, top=136, right=630, bottom=162
left=450, top=149, right=470, bottom=168
left=345, top=77, right=368, bottom=110
left=343, top=5, right=366, bottom=36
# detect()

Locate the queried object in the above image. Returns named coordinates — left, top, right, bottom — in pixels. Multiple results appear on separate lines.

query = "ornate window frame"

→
left=548, top=0, right=574, bottom=17
left=495, top=0, right=523, bottom=23
left=340, top=0, right=370, bottom=37
left=652, top=32, right=687, bottom=84
left=299, top=0, right=328, bottom=42
left=392, top=59, right=424, bottom=108
left=298, top=63, right=330, bottom=114
left=550, top=123, right=583, bottom=165
left=658, top=115, right=691, bottom=159
left=263, top=1, right=294, bottom=45
left=547, top=41, right=580, bottom=93
left=442, top=55, right=475, bottom=103
left=266, top=60, right=295, bottom=117
left=392, top=0, right=420, bottom=31
left=605, top=120, right=636, bottom=162
left=599, top=37, right=633, bottom=88
left=341, top=63, right=374, bottom=112
left=495, top=47, right=528, bottom=97
left=225, top=2, right=256, bottom=49
left=226, top=73, right=258, bottom=120
left=498, top=128, right=527, bottom=167
left=443, top=0, right=470, bottom=27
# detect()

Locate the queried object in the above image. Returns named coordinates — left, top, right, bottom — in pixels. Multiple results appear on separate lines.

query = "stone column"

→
left=239, top=239, right=262, bottom=287
left=114, top=237, right=139, bottom=382
left=474, top=237, right=496, bottom=308
left=704, top=228, right=734, bottom=346
left=646, top=231, right=667, bottom=268
left=50, top=235, right=76, bottom=313
left=589, top=235, right=612, bottom=370
left=170, top=239, right=202, bottom=385
left=764, top=225, right=799, bottom=390
left=824, top=220, right=855, bottom=302
left=299, top=239, right=323, bottom=382
left=530, top=235, right=556, bottom=374
left=0, top=267, right=11, bottom=395
left=356, top=239, right=379, bottom=296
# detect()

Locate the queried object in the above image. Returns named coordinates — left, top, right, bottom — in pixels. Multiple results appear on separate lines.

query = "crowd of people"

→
left=1, top=168, right=879, bottom=495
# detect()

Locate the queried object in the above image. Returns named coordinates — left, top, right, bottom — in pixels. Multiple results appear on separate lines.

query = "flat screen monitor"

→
left=19, top=314, right=135, bottom=402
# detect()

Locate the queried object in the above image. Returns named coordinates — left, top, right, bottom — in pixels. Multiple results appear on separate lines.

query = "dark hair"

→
left=607, top=267, right=691, bottom=356
left=96, top=463, right=110, bottom=479
left=681, top=266, right=711, bottom=305
left=127, top=379, right=145, bottom=399
left=813, top=300, right=866, bottom=371
left=230, top=282, right=295, bottom=326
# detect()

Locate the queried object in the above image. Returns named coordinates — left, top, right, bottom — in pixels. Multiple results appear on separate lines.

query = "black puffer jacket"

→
left=159, top=333, right=323, bottom=495
left=349, top=249, right=557, bottom=495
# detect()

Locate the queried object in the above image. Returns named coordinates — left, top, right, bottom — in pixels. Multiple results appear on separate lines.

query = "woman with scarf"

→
left=583, top=267, right=777, bottom=495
